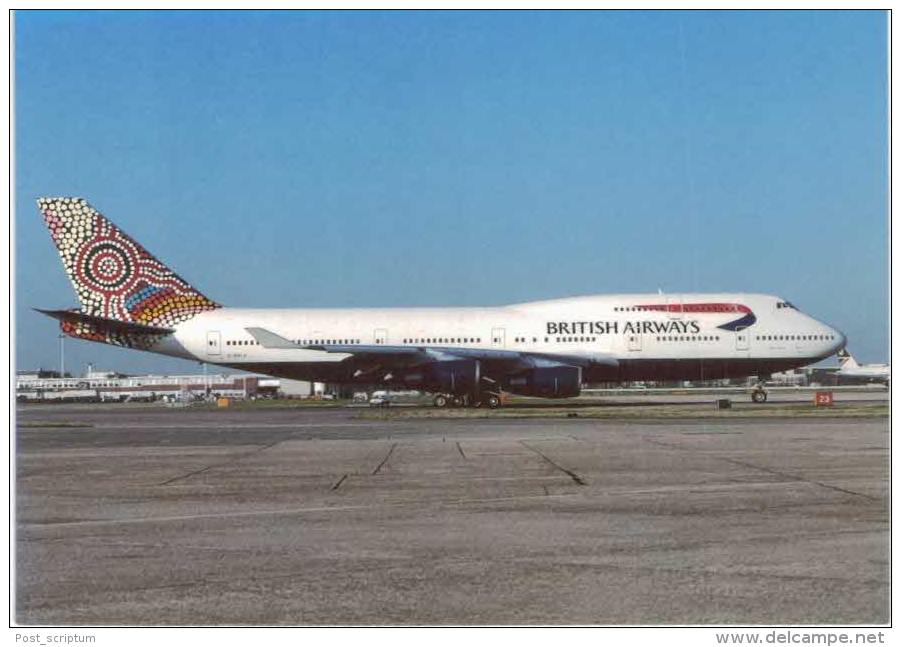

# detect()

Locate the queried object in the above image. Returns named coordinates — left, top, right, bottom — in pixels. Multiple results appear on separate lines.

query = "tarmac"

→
left=15, top=400, right=890, bottom=625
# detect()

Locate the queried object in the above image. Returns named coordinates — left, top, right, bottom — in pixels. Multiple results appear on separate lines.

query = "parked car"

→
left=369, top=395, right=391, bottom=407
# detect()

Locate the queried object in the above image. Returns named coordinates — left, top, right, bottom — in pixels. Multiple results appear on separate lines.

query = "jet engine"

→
left=505, top=365, right=581, bottom=398
left=397, top=359, right=480, bottom=395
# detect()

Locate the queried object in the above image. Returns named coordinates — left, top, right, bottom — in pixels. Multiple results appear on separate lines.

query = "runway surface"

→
left=15, top=404, right=889, bottom=625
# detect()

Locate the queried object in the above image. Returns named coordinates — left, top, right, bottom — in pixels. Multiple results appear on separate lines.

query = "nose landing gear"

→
left=481, top=393, right=502, bottom=409
left=750, top=385, right=768, bottom=403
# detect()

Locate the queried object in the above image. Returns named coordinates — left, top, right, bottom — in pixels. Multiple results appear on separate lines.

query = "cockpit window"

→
left=776, top=301, right=797, bottom=310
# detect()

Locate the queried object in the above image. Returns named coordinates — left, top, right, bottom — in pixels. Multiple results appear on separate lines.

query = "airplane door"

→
left=491, top=327, right=506, bottom=348
left=206, top=331, right=221, bottom=356
left=666, top=294, right=683, bottom=319
left=735, top=328, right=750, bottom=351
left=627, top=332, right=642, bottom=351
left=374, top=328, right=388, bottom=345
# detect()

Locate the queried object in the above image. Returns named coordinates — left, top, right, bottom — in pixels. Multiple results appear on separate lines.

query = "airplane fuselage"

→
left=153, top=292, right=845, bottom=386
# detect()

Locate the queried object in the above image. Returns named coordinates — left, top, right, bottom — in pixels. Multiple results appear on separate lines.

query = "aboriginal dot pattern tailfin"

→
left=38, top=197, right=220, bottom=328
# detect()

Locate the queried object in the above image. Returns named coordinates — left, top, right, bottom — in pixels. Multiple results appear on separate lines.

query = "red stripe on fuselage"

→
left=637, top=303, right=752, bottom=314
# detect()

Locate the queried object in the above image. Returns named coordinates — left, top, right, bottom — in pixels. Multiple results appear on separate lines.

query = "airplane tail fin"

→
left=37, top=197, right=220, bottom=329
left=837, top=348, right=859, bottom=369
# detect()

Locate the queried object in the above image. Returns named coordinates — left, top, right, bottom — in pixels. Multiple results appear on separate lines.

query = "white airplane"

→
left=34, top=197, right=847, bottom=407
left=835, top=349, right=890, bottom=385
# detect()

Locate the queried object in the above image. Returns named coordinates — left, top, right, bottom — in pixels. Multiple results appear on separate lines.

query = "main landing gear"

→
left=750, top=385, right=768, bottom=403
left=432, top=392, right=502, bottom=409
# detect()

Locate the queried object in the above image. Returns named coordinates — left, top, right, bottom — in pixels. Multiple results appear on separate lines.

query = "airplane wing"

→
left=244, top=327, right=618, bottom=370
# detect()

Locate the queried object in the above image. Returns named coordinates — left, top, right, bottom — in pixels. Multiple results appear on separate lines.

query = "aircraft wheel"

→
left=451, top=396, right=464, bottom=407
left=484, top=394, right=501, bottom=409
left=433, top=394, right=449, bottom=408
left=751, top=390, right=768, bottom=404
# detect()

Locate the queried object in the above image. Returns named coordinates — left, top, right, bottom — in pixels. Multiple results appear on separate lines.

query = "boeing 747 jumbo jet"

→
left=34, top=198, right=847, bottom=406
left=836, top=349, right=890, bottom=385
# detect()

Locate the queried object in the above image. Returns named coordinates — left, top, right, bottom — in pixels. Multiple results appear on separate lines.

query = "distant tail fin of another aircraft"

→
left=37, top=197, right=220, bottom=329
left=837, top=348, right=859, bottom=369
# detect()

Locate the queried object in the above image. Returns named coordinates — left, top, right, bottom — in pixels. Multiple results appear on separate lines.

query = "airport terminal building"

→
left=15, top=368, right=317, bottom=403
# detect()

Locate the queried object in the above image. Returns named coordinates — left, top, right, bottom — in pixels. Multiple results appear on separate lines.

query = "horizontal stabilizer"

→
left=35, top=308, right=175, bottom=336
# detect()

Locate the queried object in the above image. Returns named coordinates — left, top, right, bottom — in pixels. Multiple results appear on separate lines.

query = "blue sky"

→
left=15, top=10, right=888, bottom=374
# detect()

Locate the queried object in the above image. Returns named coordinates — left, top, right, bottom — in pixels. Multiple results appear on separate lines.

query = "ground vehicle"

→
left=369, top=394, right=391, bottom=407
